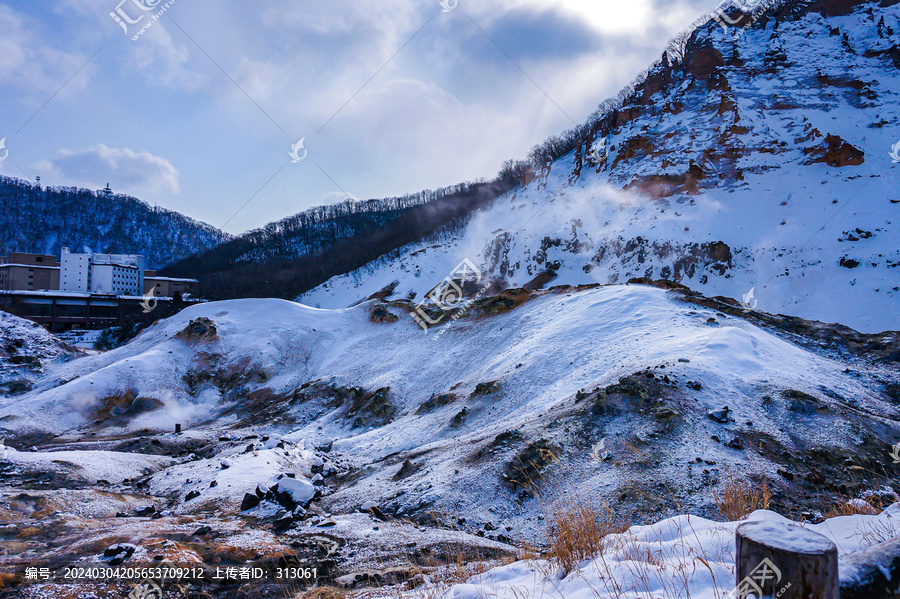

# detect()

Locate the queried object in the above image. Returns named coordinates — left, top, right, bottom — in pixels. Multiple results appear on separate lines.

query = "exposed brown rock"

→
left=684, top=41, right=725, bottom=80
left=174, top=317, right=218, bottom=342
left=804, top=134, right=865, bottom=167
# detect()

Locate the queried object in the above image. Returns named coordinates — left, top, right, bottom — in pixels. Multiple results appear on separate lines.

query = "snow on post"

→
left=735, top=521, right=838, bottom=599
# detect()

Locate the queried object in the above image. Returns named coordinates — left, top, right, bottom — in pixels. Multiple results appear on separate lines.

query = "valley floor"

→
left=0, top=282, right=897, bottom=598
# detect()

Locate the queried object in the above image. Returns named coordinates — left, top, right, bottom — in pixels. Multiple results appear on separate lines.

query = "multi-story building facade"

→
left=0, top=253, right=60, bottom=291
left=60, top=248, right=145, bottom=296
left=143, top=271, right=199, bottom=298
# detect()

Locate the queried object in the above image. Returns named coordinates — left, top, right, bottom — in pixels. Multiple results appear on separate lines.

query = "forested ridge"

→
left=0, top=176, right=230, bottom=269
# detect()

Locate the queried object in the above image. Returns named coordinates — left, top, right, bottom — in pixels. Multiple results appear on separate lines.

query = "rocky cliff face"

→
left=302, top=0, right=900, bottom=333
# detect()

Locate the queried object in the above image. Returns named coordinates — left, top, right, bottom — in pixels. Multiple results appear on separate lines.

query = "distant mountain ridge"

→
left=0, top=176, right=231, bottom=269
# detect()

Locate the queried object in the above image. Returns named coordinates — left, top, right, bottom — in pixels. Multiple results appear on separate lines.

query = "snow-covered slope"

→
left=302, top=0, right=900, bottom=333
left=437, top=506, right=900, bottom=599
left=0, top=310, right=80, bottom=396
left=2, top=285, right=897, bottom=532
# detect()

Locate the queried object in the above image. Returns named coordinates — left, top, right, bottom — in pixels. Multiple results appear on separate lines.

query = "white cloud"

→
left=35, top=144, right=180, bottom=197
left=0, top=5, right=96, bottom=99
left=128, top=24, right=209, bottom=91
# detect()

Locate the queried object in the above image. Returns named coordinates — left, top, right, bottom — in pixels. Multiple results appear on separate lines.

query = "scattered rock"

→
left=472, top=381, right=501, bottom=396
left=725, top=437, right=744, bottom=450
left=392, top=459, right=420, bottom=481
left=449, top=408, right=469, bottom=428
left=501, top=439, right=558, bottom=491
left=707, top=406, right=732, bottom=423
left=348, top=387, right=396, bottom=429
left=370, top=303, right=400, bottom=324
left=104, top=543, right=136, bottom=566
left=194, top=526, right=212, bottom=536
left=804, top=133, right=865, bottom=167
left=240, top=493, right=261, bottom=511
left=273, top=477, right=316, bottom=510
left=653, top=406, right=680, bottom=422
left=174, top=317, right=218, bottom=342
left=185, top=490, right=200, bottom=502
left=415, top=393, right=458, bottom=414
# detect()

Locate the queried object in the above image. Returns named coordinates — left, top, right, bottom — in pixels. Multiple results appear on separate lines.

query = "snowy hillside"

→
left=2, top=284, right=897, bottom=531
left=302, top=0, right=900, bottom=333
left=0, top=310, right=80, bottom=396
left=3, top=0, right=900, bottom=596
left=0, top=282, right=897, bottom=596
left=436, top=506, right=900, bottom=599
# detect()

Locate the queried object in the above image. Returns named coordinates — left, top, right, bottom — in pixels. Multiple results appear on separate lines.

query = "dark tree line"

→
left=162, top=180, right=512, bottom=300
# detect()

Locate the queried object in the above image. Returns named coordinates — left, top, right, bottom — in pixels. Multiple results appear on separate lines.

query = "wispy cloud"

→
left=35, top=144, right=180, bottom=196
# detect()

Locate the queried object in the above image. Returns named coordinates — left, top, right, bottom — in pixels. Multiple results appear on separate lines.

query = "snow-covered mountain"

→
left=0, top=176, right=231, bottom=269
left=2, top=1, right=900, bottom=596
left=302, top=0, right=900, bottom=333
left=162, top=180, right=506, bottom=299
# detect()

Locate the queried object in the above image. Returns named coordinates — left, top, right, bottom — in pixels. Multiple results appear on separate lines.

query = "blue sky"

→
left=0, top=0, right=719, bottom=234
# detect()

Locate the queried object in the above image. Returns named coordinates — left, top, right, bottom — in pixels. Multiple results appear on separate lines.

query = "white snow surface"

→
left=1, top=286, right=884, bottom=437
left=432, top=505, right=899, bottom=599
left=1, top=285, right=895, bottom=529
left=2, top=447, right=172, bottom=484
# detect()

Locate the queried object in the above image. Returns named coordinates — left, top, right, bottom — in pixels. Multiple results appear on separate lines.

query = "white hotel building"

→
left=60, top=247, right=145, bottom=296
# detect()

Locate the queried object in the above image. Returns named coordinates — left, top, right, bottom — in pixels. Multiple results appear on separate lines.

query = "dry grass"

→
left=292, top=586, right=352, bottom=599
left=544, top=491, right=627, bottom=575
left=823, top=500, right=877, bottom=519
left=714, top=472, right=771, bottom=521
